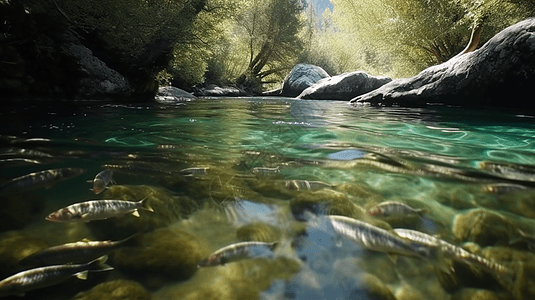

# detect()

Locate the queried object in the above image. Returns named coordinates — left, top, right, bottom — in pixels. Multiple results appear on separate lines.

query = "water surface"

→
left=1, top=98, right=535, bottom=299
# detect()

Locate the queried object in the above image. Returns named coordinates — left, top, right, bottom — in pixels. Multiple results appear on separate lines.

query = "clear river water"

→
left=1, top=98, right=535, bottom=300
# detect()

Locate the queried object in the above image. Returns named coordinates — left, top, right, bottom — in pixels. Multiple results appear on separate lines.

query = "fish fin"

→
left=429, top=245, right=453, bottom=274
left=387, top=254, right=398, bottom=264
left=140, top=194, right=154, bottom=212
left=76, top=271, right=88, bottom=280
left=81, top=238, right=91, bottom=242
left=119, top=233, right=139, bottom=247
left=15, top=292, right=25, bottom=297
left=132, top=210, right=140, bottom=217
left=417, top=208, right=429, bottom=216
left=86, top=180, right=93, bottom=183
left=87, top=255, right=114, bottom=272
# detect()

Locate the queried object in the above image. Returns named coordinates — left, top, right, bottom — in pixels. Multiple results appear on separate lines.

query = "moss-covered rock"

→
left=113, top=227, right=209, bottom=285
left=481, top=246, right=535, bottom=300
left=236, top=223, right=281, bottom=243
left=290, top=189, right=364, bottom=221
left=451, top=288, right=503, bottom=300
left=0, top=231, right=48, bottom=278
left=155, top=257, right=300, bottom=300
left=452, top=209, right=519, bottom=247
left=88, top=185, right=198, bottom=239
left=72, top=279, right=151, bottom=300
left=351, top=273, right=397, bottom=300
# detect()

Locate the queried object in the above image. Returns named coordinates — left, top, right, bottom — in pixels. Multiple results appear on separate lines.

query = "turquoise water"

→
left=1, top=98, right=535, bottom=299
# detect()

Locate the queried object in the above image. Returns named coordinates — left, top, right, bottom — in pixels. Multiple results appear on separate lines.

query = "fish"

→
left=510, top=229, right=535, bottom=251
left=0, top=255, right=113, bottom=297
left=0, top=168, right=86, bottom=194
left=87, top=170, right=114, bottom=194
left=19, top=235, right=137, bottom=266
left=250, top=166, right=280, bottom=177
left=366, top=201, right=428, bottom=218
left=327, top=215, right=446, bottom=270
left=478, top=161, right=535, bottom=182
left=285, top=180, right=332, bottom=191
left=45, top=194, right=154, bottom=222
left=482, top=183, right=528, bottom=194
left=179, top=167, right=209, bottom=177
left=198, top=241, right=278, bottom=267
left=394, top=228, right=512, bottom=278
left=102, top=163, right=175, bottom=176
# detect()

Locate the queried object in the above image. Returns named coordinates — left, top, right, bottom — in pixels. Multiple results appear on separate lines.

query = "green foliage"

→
left=319, top=0, right=535, bottom=78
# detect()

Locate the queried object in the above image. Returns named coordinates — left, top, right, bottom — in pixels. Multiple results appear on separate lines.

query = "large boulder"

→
left=280, top=64, right=330, bottom=97
left=297, top=71, right=392, bottom=100
left=62, top=32, right=133, bottom=99
left=350, top=18, right=535, bottom=109
left=154, top=86, right=197, bottom=103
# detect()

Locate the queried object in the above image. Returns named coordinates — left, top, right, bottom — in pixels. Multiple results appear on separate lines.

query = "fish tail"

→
left=139, top=193, right=154, bottom=212
left=423, top=244, right=453, bottom=274
left=118, top=233, right=140, bottom=247
left=86, top=255, right=114, bottom=272
left=417, top=208, right=429, bottom=216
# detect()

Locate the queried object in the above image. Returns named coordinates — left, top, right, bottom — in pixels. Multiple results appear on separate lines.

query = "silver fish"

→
left=198, top=241, right=278, bottom=267
left=250, top=167, right=280, bottom=177
left=0, top=168, right=86, bottom=194
left=285, top=180, right=332, bottom=191
left=179, top=167, right=209, bottom=177
left=19, top=235, right=137, bottom=266
left=102, top=163, right=174, bottom=176
left=327, top=215, right=444, bottom=267
left=0, top=256, right=113, bottom=297
left=394, top=228, right=511, bottom=277
left=45, top=195, right=154, bottom=222
left=482, top=183, right=528, bottom=194
left=88, top=170, right=114, bottom=194
left=366, top=201, right=428, bottom=218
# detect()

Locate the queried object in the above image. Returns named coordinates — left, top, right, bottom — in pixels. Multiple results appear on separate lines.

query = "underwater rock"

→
left=297, top=71, right=392, bottom=100
left=395, top=284, right=427, bottom=300
left=88, top=185, right=198, bottom=239
left=481, top=246, right=535, bottom=300
left=434, top=186, right=479, bottom=210
left=280, top=64, right=330, bottom=97
left=156, top=257, right=300, bottom=300
left=113, top=227, right=209, bottom=283
left=350, top=18, right=535, bottom=109
left=154, top=86, right=197, bottom=103
left=290, top=189, right=364, bottom=221
left=236, top=222, right=282, bottom=243
left=0, top=231, right=48, bottom=279
left=451, top=288, right=503, bottom=300
left=452, top=209, right=519, bottom=247
left=0, top=192, right=46, bottom=231
left=353, top=273, right=397, bottom=300
left=72, top=279, right=151, bottom=300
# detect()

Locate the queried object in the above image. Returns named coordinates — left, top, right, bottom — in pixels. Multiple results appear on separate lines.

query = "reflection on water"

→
left=1, top=98, right=535, bottom=299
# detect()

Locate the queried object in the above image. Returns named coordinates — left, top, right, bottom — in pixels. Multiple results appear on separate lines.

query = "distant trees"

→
left=235, top=0, right=306, bottom=90
left=322, top=0, right=535, bottom=77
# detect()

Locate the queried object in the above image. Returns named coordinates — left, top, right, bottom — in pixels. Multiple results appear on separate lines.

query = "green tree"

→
left=235, top=0, right=306, bottom=90
left=328, top=0, right=535, bottom=77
